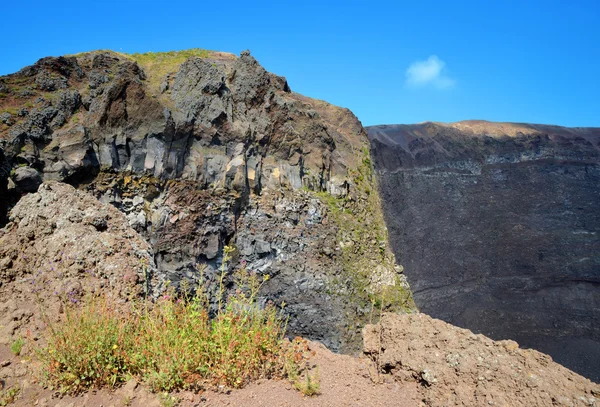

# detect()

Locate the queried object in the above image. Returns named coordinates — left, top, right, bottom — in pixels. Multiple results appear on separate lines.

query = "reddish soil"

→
left=200, top=342, right=419, bottom=407
left=364, top=313, right=600, bottom=407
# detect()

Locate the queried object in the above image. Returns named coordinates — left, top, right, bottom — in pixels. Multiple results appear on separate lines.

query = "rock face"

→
left=0, top=50, right=413, bottom=351
left=0, top=182, right=158, bottom=293
left=363, top=313, right=600, bottom=407
left=0, top=148, right=9, bottom=225
left=0, top=182, right=157, bottom=345
left=368, top=121, right=600, bottom=381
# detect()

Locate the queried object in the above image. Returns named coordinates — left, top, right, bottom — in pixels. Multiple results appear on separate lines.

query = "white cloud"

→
left=405, top=55, right=456, bottom=89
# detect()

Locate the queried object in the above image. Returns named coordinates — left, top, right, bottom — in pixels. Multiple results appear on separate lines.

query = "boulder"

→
left=12, top=167, right=42, bottom=192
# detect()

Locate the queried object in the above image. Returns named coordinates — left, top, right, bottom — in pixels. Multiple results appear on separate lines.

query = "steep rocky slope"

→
left=368, top=121, right=600, bottom=381
left=0, top=49, right=413, bottom=351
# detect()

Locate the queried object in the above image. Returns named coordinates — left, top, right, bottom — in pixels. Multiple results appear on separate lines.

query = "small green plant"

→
left=10, top=338, right=24, bottom=356
left=294, top=368, right=320, bottom=397
left=158, top=392, right=179, bottom=407
left=0, top=386, right=20, bottom=406
left=284, top=338, right=320, bottom=397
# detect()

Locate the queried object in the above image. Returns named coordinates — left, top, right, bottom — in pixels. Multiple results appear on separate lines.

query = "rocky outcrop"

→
left=363, top=313, right=599, bottom=407
left=0, top=182, right=157, bottom=344
left=368, top=121, right=600, bottom=381
left=0, top=50, right=412, bottom=351
left=0, top=50, right=359, bottom=194
left=0, top=148, right=9, bottom=225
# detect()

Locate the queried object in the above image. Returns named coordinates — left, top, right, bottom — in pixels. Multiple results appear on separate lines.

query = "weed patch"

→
left=38, top=247, right=302, bottom=395
left=0, top=386, right=20, bottom=406
left=158, top=392, right=179, bottom=407
left=284, top=338, right=320, bottom=396
left=10, top=338, right=24, bottom=356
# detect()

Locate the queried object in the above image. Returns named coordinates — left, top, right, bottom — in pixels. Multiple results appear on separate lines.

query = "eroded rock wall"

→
left=368, top=121, right=600, bottom=381
left=0, top=50, right=413, bottom=351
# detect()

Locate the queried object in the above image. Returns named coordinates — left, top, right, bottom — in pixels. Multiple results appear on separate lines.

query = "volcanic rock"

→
left=0, top=49, right=408, bottom=350
left=368, top=121, right=600, bottom=381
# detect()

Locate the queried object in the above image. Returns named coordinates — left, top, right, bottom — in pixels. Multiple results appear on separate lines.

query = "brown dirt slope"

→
left=364, top=313, right=600, bottom=407
left=0, top=181, right=157, bottom=347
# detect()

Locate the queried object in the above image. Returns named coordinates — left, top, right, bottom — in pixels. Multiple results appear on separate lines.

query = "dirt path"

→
left=201, top=342, right=418, bottom=407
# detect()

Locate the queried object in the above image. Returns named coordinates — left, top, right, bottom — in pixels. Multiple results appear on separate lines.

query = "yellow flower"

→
left=112, top=344, right=118, bottom=350
left=264, top=274, right=270, bottom=281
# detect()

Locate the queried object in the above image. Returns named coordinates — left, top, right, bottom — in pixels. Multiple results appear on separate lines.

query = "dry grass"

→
left=126, top=49, right=211, bottom=96
left=38, top=247, right=306, bottom=395
left=68, top=48, right=213, bottom=101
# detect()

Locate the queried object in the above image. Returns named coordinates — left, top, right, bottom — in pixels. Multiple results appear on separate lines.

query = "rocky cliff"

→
left=0, top=49, right=414, bottom=351
left=368, top=121, right=600, bottom=381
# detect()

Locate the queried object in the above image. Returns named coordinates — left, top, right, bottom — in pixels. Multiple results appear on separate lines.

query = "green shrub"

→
left=10, top=338, right=24, bottom=356
left=295, top=369, right=320, bottom=396
left=0, top=386, right=20, bottom=406
left=158, top=393, right=179, bottom=407
left=39, top=246, right=296, bottom=394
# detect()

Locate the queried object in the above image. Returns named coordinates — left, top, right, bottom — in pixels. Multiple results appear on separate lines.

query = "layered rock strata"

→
left=0, top=50, right=413, bottom=351
left=368, top=121, right=600, bottom=381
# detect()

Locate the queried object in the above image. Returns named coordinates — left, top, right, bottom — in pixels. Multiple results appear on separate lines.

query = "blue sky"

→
left=1, top=0, right=598, bottom=127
